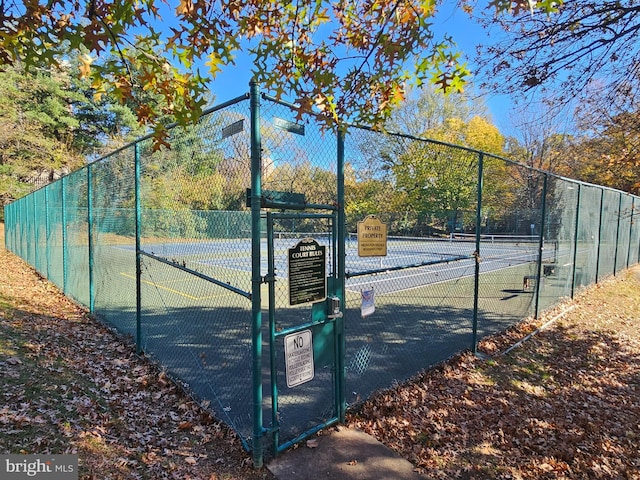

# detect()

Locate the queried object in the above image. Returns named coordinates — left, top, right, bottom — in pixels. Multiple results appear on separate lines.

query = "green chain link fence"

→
left=4, top=89, right=640, bottom=463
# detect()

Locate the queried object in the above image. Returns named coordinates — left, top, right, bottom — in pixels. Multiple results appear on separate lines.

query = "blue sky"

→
left=430, top=3, right=515, bottom=132
left=202, top=2, right=516, bottom=133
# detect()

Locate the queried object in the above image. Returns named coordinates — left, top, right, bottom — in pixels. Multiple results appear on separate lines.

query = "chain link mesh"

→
left=3, top=93, right=640, bottom=454
left=91, top=148, right=137, bottom=337
left=135, top=101, right=256, bottom=442
left=343, top=126, right=479, bottom=403
left=258, top=98, right=341, bottom=446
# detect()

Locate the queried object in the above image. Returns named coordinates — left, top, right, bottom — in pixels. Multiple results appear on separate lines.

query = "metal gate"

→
left=248, top=82, right=347, bottom=466
left=264, top=211, right=345, bottom=455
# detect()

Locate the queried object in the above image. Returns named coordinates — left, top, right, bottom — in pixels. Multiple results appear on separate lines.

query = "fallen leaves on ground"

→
left=348, top=268, right=640, bottom=479
left=0, top=226, right=273, bottom=480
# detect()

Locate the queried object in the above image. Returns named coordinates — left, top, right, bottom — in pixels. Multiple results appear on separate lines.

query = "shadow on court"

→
left=90, top=279, right=538, bottom=453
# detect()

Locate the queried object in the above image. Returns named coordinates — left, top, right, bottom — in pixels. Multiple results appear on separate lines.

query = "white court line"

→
left=346, top=256, right=538, bottom=295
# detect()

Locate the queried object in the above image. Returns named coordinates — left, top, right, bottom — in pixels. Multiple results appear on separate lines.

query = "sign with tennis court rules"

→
left=357, top=215, right=387, bottom=256
left=288, top=238, right=327, bottom=305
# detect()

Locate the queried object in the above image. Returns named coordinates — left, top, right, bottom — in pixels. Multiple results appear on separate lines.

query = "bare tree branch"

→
left=477, top=0, right=640, bottom=115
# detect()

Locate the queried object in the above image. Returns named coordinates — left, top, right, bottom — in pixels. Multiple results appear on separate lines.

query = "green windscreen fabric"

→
left=537, top=177, right=578, bottom=312
left=64, top=169, right=90, bottom=306
left=91, top=150, right=137, bottom=337
left=617, top=194, right=634, bottom=273
left=598, top=189, right=620, bottom=279
left=33, top=187, right=48, bottom=277
left=574, top=184, right=603, bottom=292
left=46, top=180, right=64, bottom=291
left=629, top=198, right=640, bottom=266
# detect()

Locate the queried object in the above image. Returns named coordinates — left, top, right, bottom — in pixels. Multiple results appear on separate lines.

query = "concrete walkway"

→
left=267, top=427, right=426, bottom=480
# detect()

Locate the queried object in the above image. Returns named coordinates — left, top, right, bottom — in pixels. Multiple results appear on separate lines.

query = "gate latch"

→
left=327, top=296, right=343, bottom=319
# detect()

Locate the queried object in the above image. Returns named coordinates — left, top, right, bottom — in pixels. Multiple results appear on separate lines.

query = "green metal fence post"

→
left=135, top=143, right=142, bottom=354
left=266, top=212, right=278, bottom=452
left=337, top=126, right=347, bottom=422
left=249, top=80, right=264, bottom=469
left=613, top=191, right=623, bottom=275
left=45, top=187, right=51, bottom=278
left=87, top=166, right=95, bottom=314
left=595, top=189, right=605, bottom=283
left=61, top=175, right=68, bottom=295
left=571, top=184, right=581, bottom=298
left=32, top=190, right=38, bottom=271
left=626, top=196, right=634, bottom=269
left=534, top=174, right=548, bottom=320
left=471, top=152, right=484, bottom=355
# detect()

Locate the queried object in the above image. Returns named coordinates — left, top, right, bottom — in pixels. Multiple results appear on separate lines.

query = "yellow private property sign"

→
left=357, top=215, right=388, bottom=257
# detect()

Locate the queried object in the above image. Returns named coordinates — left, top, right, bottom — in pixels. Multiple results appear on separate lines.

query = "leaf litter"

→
left=348, top=267, right=640, bottom=479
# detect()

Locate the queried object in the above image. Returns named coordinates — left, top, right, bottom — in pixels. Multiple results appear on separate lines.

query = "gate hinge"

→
left=263, top=425, right=280, bottom=435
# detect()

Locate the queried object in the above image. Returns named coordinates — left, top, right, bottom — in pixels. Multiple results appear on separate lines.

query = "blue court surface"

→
left=113, top=234, right=557, bottom=297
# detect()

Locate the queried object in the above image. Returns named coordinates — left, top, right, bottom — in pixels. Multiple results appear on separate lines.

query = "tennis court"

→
left=110, top=232, right=554, bottom=300
left=79, top=231, right=554, bottom=444
left=5, top=90, right=639, bottom=463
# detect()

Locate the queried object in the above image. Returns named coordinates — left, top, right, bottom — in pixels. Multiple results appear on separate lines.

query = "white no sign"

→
left=284, top=330, right=315, bottom=388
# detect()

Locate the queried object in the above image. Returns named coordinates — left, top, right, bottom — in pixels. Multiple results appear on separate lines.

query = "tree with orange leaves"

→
left=0, top=0, right=561, bottom=147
